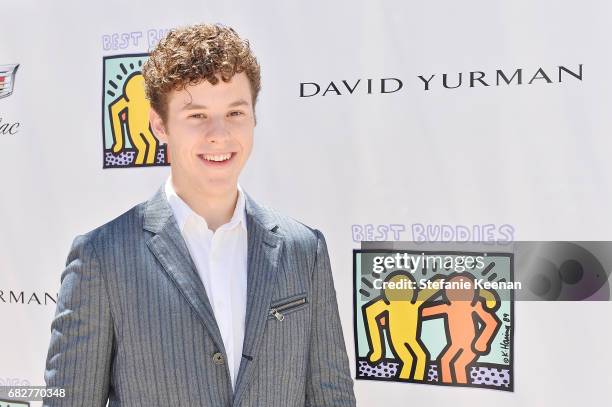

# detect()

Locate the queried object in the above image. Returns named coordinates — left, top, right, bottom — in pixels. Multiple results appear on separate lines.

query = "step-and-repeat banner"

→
left=2, top=1, right=611, bottom=406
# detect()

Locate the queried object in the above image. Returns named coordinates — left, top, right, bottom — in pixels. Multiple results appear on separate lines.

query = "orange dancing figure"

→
left=421, top=273, right=501, bottom=384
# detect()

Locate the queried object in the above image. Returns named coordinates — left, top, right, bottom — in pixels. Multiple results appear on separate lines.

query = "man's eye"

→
left=189, top=113, right=206, bottom=119
left=229, top=111, right=244, bottom=117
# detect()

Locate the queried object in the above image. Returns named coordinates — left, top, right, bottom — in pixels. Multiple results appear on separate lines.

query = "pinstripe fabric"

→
left=43, top=185, right=356, bottom=406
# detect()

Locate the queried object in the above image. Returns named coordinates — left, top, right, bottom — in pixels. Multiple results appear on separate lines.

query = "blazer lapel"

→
left=233, top=193, right=283, bottom=406
left=143, top=185, right=226, bottom=355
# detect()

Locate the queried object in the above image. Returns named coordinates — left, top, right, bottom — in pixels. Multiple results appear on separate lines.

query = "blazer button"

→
left=212, top=352, right=225, bottom=365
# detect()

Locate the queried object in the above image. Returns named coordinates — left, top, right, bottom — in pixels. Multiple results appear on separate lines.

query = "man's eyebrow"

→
left=179, top=99, right=250, bottom=111
left=180, top=103, right=207, bottom=111
left=228, top=99, right=250, bottom=108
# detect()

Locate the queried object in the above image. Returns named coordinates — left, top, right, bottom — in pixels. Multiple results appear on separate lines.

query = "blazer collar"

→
left=143, top=183, right=277, bottom=235
left=163, top=176, right=247, bottom=233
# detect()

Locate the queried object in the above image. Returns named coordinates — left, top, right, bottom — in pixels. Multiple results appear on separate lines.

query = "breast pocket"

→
left=267, top=292, right=309, bottom=321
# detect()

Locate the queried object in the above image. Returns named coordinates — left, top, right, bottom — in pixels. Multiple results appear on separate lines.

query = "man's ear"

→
left=149, top=108, right=168, bottom=144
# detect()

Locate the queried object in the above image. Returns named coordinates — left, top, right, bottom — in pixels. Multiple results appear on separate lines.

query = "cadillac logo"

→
left=0, top=64, right=20, bottom=99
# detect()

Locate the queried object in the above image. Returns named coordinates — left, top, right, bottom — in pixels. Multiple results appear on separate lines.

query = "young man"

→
left=43, top=24, right=356, bottom=406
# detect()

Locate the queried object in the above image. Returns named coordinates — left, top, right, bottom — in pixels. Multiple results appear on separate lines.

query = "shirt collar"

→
left=164, top=175, right=247, bottom=233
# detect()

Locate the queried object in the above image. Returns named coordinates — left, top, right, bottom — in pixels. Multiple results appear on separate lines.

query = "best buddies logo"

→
left=101, top=28, right=170, bottom=52
left=354, top=249, right=514, bottom=391
left=101, top=53, right=170, bottom=168
left=100, top=28, right=171, bottom=169
left=352, top=223, right=515, bottom=243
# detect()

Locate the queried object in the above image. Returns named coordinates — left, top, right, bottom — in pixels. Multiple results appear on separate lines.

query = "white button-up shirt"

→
left=164, top=176, right=248, bottom=391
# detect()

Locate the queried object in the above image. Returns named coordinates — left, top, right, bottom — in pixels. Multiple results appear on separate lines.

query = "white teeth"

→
left=202, top=153, right=232, bottom=162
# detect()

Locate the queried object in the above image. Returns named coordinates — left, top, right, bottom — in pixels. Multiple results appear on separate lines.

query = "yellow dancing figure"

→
left=109, top=73, right=158, bottom=165
left=362, top=271, right=443, bottom=381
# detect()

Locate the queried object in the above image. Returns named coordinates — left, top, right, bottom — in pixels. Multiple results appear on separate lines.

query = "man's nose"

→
left=205, top=117, right=230, bottom=143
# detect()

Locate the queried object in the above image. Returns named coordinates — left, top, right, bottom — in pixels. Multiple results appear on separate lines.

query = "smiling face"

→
left=150, top=72, right=255, bottom=196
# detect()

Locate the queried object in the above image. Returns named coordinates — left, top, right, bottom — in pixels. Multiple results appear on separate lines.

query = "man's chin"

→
left=192, top=174, right=239, bottom=192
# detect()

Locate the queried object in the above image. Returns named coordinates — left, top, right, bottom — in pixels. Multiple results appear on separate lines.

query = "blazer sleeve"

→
left=305, top=229, right=357, bottom=407
left=43, top=234, right=114, bottom=406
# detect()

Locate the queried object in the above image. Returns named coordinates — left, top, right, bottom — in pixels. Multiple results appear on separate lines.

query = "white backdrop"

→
left=1, top=1, right=611, bottom=406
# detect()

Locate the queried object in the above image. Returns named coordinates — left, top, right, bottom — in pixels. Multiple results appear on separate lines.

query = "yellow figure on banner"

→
left=362, top=271, right=443, bottom=381
left=109, top=73, right=158, bottom=165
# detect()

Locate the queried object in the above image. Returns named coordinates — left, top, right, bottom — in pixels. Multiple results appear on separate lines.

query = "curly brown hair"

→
left=142, top=23, right=261, bottom=123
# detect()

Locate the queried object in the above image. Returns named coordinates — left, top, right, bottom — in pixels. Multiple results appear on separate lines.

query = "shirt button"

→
left=212, top=352, right=225, bottom=365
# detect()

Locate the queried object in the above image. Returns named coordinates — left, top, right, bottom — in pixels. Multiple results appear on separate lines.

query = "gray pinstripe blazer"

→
left=43, top=185, right=356, bottom=406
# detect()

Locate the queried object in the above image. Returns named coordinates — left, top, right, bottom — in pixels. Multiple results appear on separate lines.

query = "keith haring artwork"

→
left=354, top=250, right=514, bottom=391
left=102, top=53, right=169, bottom=168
